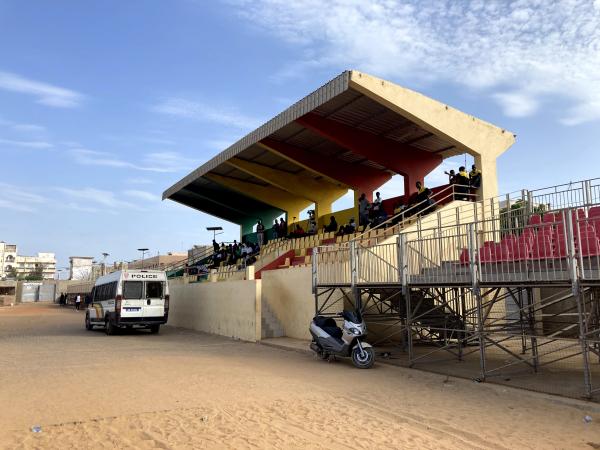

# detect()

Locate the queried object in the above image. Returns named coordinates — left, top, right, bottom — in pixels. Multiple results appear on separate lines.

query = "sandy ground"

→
left=1, top=303, right=599, bottom=449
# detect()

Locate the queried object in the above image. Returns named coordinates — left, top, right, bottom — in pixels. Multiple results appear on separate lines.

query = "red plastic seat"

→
left=479, top=246, right=494, bottom=263
left=459, top=248, right=470, bottom=265
left=543, top=213, right=557, bottom=223
left=531, top=235, right=554, bottom=259
left=589, top=206, right=600, bottom=217
left=579, top=233, right=600, bottom=256
left=555, top=235, right=568, bottom=257
left=494, top=243, right=512, bottom=262
left=528, top=214, right=542, bottom=225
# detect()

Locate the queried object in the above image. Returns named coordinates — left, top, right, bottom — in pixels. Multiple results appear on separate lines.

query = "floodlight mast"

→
left=137, top=248, right=149, bottom=269
left=206, top=226, right=223, bottom=242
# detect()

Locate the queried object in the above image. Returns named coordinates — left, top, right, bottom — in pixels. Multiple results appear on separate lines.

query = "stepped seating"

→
left=460, top=208, right=600, bottom=265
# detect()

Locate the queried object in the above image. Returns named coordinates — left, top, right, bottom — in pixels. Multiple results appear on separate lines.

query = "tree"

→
left=25, top=264, right=44, bottom=281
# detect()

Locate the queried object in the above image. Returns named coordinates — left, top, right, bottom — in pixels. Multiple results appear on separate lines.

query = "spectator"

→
left=324, top=216, right=338, bottom=233
left=444, top=169, right=456, bottom=185
left=256, top=219, right=265, bottom=247
left=307, top=210, right=317, bottom=234
left=469, top=164, right=482, bottom=189
left=279, top=218, right=287, bottom=237
left=414, top=181, right=434, bottom=215
left=358, top=193, right=370, bottom=229
left=392, top=201, right=406, bottom=225
left=335, top=225, right=346, bottom=237
left=344, top=218, right=357, bottom=235
left=212, top=239, right=219, bottom=254
left=272, top=220, right=279, bottom=239
left=371, top=191, right=384, bottom=223
left=293, top=224, right=306, bottom=237
left=75, top=294, right=81, bottom=311
left=455, top=166, right=470, bottom=200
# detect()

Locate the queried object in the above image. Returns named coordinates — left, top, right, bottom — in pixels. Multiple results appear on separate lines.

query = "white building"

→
left=0, top=242, right=56, bottom=280
left=69, top=256, right=94, bottom=280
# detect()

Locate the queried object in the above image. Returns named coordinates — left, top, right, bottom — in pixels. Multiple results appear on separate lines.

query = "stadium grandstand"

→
left=163, top=70, right=600, bottom=401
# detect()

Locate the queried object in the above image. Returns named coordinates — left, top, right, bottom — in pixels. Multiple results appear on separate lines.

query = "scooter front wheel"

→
left=351, top=346, right=375, bottom=369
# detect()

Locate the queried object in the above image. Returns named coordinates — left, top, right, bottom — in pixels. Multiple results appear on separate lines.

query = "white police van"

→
left=85, top=270, right=169, bottom=334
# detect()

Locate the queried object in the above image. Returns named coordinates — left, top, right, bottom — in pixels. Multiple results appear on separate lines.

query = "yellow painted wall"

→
left=168, top=279, right=260, bottom=342
left=261, top=266, right=315, bottom=340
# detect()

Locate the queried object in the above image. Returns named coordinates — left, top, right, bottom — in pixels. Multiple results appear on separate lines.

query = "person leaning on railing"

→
left=469, top=164, right=482, bottom=190
left=455, top=167, right=471, bottom=200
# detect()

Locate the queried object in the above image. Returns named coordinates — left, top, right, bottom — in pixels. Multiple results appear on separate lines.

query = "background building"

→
left=126, top=253, right=187, bottom=270
left=69, top=256, right=94, bottom=280
left=0, top=242, right=56, bottom=280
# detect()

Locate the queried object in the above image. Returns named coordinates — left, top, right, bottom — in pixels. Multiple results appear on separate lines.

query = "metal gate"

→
left=21, top=283, right=42, bottom=302
left=38, top=283, right=56, bottom=302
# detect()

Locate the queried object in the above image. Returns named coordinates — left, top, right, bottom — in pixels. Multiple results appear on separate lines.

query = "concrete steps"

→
left=261, top=301, right=284, bottom=338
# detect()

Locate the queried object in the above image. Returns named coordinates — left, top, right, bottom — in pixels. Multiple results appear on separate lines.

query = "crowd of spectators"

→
left=211, top=239, right=260, bottom=269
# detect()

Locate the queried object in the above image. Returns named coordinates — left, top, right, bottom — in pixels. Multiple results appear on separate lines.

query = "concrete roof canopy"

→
left=163, top=70, right=515, bottom=234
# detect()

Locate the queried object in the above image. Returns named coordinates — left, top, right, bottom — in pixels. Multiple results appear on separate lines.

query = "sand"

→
left=1, top=303, right=599, bottom=449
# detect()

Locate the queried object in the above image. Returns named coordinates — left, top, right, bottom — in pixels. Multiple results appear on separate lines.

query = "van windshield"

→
left=123, top=281, right=143, bottom=299
left=146, top=281, right=163, bottom=298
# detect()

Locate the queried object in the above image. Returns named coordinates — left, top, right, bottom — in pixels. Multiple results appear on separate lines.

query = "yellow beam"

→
left=226, top=157, right=347, bottom=216
left=205, top=173, right=308, bottom=222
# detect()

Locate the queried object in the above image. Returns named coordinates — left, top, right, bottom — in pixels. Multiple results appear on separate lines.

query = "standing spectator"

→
left=75, top=294, right=81, bottom=311
left=307, top=210, right=317, bottom=234
left=358, top=193, right=370, bottom=230
left=272, top=220, right=279, bottom=239
left=279, top=218, right=287, bottom=238
left=212, top=239, right=219, bottom=254
left=444, top=169, right=456, bottom=185
left=469, top=164, right=482, bottom=189
left=256, top=219, right=265, bottom=247
left=455, top=166, right=470, bottom=200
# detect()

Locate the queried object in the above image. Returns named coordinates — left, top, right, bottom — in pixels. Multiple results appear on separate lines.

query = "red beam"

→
left=260, top=137, right=390, bottom=201
left=296, top=113, right=442, bottom=194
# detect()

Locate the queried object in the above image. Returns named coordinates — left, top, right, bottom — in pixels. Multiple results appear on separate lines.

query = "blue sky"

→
left=1, top=0, right=600, bottom=272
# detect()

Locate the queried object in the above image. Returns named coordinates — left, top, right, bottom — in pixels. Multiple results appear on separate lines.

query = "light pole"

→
left=206, top=226, right=223, bottom=242
left=101, top=252, right=109, bottom=276
left=137, top=248, right=149, bottom=269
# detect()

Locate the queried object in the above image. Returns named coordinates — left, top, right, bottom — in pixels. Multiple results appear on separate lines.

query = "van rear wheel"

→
left=149, top=324, right=160, bottom=334
left=105, top=318, right=117, bottom=335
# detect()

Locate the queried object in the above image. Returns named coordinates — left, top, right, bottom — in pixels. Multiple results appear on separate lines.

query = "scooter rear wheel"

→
left=351, top=346, right=374, bottom=369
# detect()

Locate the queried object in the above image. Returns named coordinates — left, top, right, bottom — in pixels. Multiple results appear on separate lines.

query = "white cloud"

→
left=0, top=183, right=45, bottom=212
left=56, top=187, right=141, bottom=210
left=126, top=177, right=153, bottom=185
left=0, top=117, right=46, bottom=133
left=0, top=71, right=84, bottom=108
left=231, top=0, right=600, bottom=125
left=69, top=148, right=197, bottom=173
left=152, top=97, right=262, bottom=129
left=123, top=190, right=160, bottom=202
left=0, top=138, right=53, bottom=149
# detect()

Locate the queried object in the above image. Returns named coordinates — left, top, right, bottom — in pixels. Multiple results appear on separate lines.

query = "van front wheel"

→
left=149, top=324, right=160, bottom=334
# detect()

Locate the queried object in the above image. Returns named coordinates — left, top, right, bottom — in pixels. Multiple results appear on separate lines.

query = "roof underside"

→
left=163, top=70, right=511, bottom=227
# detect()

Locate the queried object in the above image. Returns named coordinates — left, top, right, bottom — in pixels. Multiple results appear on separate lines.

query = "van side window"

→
left=146, top=281, right=163, bottom=298
left=123, top=281, right=143, bottom=299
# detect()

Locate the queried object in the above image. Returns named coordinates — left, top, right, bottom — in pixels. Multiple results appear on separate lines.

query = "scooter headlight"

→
left=349, top=327, right=361, bottom=335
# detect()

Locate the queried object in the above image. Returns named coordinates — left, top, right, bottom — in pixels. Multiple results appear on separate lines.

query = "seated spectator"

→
left=292, top=224, right=306, bottom=237
left=324, top=216, right=338, bottom=233
left=392, top=201, right=406, bottom=225
left=343, top=218, right=357, bottom=235
left=335, top=225, right=346, bottom=237
left=469, top=164, right=482, bottom=189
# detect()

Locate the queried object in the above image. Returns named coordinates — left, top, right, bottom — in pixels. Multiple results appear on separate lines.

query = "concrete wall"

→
left=168, top=279, right=261, bottom=342
left=261, top=266, right=315, bottom=340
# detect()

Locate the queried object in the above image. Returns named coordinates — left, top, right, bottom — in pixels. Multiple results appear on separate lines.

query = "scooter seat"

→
left=313, top=316, right=343, bottom=339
